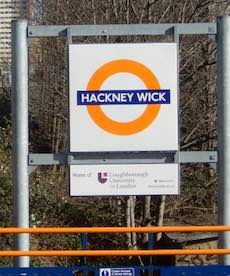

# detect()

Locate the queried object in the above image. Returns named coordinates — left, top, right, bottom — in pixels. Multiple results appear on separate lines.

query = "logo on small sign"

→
left=100, top=269, right=111, bottom=276
left=98, top=172, right=108, bottom=184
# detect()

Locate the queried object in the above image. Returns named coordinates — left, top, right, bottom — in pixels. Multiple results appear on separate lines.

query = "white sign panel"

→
left=69, top=43, right=178, bottom=152
left=70, top=164, right=179, bottom=196
left=99, top=268, right=135, bottom=276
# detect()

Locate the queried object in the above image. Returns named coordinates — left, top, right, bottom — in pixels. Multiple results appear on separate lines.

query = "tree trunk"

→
left=156, top=195, right=166, bottom=241
left=143, top=196, right=152, bottom=244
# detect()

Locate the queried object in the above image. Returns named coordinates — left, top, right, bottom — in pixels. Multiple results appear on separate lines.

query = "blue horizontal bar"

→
left=77, top=90, right=170, bottom=105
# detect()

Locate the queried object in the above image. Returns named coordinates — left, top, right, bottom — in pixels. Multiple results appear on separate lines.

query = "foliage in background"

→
left=0, top=82, right=13, bottom=265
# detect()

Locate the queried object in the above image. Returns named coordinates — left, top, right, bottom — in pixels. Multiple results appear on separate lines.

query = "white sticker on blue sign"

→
left=99, top=268, right=135, bottom=276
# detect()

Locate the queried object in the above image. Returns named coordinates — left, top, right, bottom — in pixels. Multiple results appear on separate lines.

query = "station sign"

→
left=69, top=43, right=178, bottom=152
left=70, top=163, right=179, bottom=196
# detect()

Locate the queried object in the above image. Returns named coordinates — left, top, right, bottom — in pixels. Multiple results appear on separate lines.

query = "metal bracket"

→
left=165, top=26, right=179, bottom=42
left=66, top=28, right=72, bottom=44
left=173, top=26, right=179, bottom=44
left=27, top=23, right=217, bottom=38
left=28, top=151, right=217, bottom=166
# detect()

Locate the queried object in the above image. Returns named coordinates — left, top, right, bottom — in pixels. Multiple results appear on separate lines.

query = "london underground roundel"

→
left=86, top=59, right=161, bottom=135
left=69, top=43, right=178, bottom=152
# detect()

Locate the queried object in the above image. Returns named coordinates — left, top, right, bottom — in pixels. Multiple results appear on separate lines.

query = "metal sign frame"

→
left=12, top=18, right=228, bottom=267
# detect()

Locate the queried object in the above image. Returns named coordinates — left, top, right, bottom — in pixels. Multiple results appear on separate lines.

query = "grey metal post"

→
left=12, top=19, right=30, bottom=267
left=217, top=16, right=230, bottom=265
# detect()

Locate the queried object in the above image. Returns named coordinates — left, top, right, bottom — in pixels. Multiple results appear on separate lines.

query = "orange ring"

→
left=86, top=59, right=161, bottom=135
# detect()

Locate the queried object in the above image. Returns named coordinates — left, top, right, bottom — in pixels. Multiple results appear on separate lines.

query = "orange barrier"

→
left=0, top=249, right=229, bottom=257
left=0, top=225, right=229, bottom=233
left=0, top=226, right=228, bottom=257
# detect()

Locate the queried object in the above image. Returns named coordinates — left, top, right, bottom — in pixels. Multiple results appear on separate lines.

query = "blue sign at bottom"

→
left=1, top=266, right=230, bottom=275
left=99, top=268, right=135, bottom=276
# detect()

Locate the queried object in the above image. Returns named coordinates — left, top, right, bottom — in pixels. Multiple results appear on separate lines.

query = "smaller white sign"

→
left=99, top=268, right=135, bottom=276
left=70, top=164, right=179, bottom=196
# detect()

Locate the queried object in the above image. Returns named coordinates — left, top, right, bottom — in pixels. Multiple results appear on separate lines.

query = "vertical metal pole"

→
left=11, top=19, right=30, bottom=267
left=81, top=233, right=88, bottom=276
left=147, top=233, right=154, bottom=264
left=81, top=232, right=88, bottom=265
left=217, top=16, right=230, bottom=265
left=147, top=233, right=154, bottom=276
